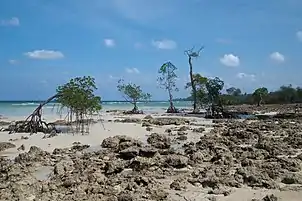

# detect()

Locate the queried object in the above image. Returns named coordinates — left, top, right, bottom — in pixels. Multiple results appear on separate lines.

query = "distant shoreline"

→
left=0, top=100, right=191, bottom=103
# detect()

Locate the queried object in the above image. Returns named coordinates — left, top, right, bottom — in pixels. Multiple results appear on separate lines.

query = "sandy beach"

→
left=1, top=108, right=302, bottom=201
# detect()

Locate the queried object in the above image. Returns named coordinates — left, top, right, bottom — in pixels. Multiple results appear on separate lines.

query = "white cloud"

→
left=270, top=52, right=285, bottom=63
left=8, top=59, right=18, bottom=65
left=296, top=31, right=302, bottom=42
left=0, top=17, right=19, bottom=26
left=220, top=54, right=240, bottom=67
left=236, top=73, right=256, bottom=81
left=152, top=39, right=177, bottom=50
left=24, top=50, right=64, bottom=59
left=125, top=67, right=140, bottom=74
left=104, top=39, right=115, bottom=47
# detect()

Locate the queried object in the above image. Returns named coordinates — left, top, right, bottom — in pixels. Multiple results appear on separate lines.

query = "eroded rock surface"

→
left=1, top=118, right=302, bottom=201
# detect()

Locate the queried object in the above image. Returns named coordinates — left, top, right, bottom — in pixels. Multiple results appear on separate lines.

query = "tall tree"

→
left=184, top=46, right=204, bottom=113
left=157, top=61, right=179, bottom=113
left=253, top=87, right=268, bottom=106
left=185, top=73, right=208, bottom=109
left=117, top=79, right=151, bottom=114
left=206, top=77, right=224, bottom=116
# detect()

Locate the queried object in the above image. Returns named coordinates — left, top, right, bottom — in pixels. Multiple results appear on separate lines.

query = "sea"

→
left=0, top=101, right=193, bottom=117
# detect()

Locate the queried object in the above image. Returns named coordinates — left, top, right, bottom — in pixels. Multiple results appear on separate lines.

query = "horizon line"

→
left=0, top=99, right=191, bottom=102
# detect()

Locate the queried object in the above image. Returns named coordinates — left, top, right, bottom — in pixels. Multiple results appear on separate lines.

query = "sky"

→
left=0, top=0, right=302, bottom=101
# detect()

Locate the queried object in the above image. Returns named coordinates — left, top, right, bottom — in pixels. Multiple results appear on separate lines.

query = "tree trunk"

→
left=167, top=89, right=177, bottom=113
left=12, top=94, right=59, bottom=134
left=189, top=56, right=198, bottom=113
left=132, top=102, right=139, bottom=113
left=257, top=95, right=262, bottom=107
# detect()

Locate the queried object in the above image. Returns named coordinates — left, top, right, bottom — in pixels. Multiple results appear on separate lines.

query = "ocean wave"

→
left=12, top=102, right=39, bottom=106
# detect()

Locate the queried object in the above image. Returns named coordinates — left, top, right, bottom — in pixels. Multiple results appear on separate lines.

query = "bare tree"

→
left=184, top=46, right=204, bottom=113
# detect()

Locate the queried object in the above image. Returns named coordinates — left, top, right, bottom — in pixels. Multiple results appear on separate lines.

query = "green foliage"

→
left=185, top=75, right=224, bottom=111
left=206, top=77, right=224, bottom=104
left=55, top=76, right=102, bottom=134
left=185, top=74, right=207, bottom=107
left=117, top=79, right=151, bottom=110
left=181, top=84, right=302, bottom=106
left=223, top=87, right=242, bottom=105
left=56, top=76, right=102, bottom=115
left=226, top=87, right=241, bottom=96
left=253, top=87, right=268, bottom=106
left=158, top=62, right=179, bottom=112
left=157, top=62, right=178, bottom=92
left=194, top=74, right=208, bottom=106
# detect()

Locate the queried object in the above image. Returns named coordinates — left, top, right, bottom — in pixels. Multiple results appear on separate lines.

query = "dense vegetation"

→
left=56, top=76, right=102, bottom=133
left=175, top=84, right=302, bottom=106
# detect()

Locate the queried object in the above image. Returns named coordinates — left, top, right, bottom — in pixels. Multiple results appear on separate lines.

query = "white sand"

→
left=0, top=112, right=212, bottom=159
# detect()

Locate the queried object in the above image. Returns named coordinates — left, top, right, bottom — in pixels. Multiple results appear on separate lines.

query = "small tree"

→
left=253, top=87, right=268, bottom=106
left=185, top=73, right=208, bottom=109
left=56, top=76, right=102, bottom=134
left=12, top=76, right=102, bottom=134
left=157, top=61, right=179, bottom=113
left=206, top=77, right=224, bottom=116
left=226, top=87, right=241, bottom=96
left=117, top=79, right=151, bottom=113
left=184, top=46, right=204, bottom=113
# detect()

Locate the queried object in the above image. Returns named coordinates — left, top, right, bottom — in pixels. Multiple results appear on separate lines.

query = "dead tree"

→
left=11, top=94, right=59, bottom=134
left=185, top=46, right=204, bottom=113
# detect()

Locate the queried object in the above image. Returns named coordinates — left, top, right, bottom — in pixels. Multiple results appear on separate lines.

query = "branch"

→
left=184, top=46, right=194, bottom=56
left=122, top=95, right=134, bottom=104
left=196, top=46, right=205, bottom=55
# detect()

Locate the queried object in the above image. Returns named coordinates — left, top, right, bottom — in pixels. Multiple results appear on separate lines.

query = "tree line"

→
left=176, top=85, right=302, bottom=106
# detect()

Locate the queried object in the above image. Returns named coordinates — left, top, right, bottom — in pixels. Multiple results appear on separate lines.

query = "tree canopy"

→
left=252, top=87, right=269, bottom=106
left=117, top=79, right=151, bottom=113
left=56, top=76, right=102, bottom=133
left=157, top=61, right=179, bottom=113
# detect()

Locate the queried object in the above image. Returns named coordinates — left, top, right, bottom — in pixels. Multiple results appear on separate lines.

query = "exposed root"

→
left=10, top=94, right=59, bottom=134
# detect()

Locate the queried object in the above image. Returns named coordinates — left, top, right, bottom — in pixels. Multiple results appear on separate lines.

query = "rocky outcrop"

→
left=1, top=118, right=302, bottom=201
left=0, top=142, right=16, bottom=152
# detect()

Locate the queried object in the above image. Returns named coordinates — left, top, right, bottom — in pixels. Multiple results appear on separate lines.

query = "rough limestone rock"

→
left=114, top=118, right=141, bottom=124
left=139, top=147, right=158, bottom=158
left=147, top=133, right=171, bottom=149
left=164, top=154, right=188, bottom=168
left=143, top=115, right=153, bottom=120
left=14, top=146, right=49, bottom=164
left=193, top=127, right=205, bottom=133
left=17, top=144, right=25, bottom=151
left=102, top=136, right=120, bottom=148
left=119, top=147, right=139, bottom=159
left=0, top=142, right=16, bottom=151
left=146, top=117, right=189, bottom=126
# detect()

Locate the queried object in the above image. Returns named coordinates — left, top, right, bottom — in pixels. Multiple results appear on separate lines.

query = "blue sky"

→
left=0, top=0, right=302, bottom=101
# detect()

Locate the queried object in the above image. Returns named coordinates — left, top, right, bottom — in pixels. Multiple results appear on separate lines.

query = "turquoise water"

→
left=0, top=101, right=192, bottom=117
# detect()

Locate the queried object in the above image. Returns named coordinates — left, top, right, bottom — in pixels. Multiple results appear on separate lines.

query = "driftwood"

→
left=10, top=94, right=59, bottom=134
